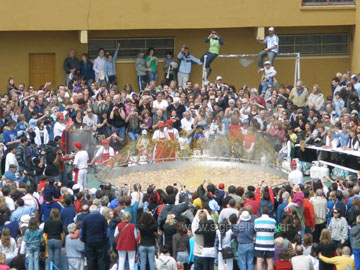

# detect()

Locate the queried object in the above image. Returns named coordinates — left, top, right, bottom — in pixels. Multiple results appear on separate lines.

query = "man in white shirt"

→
left=291, top=245, right=314, bottom=270
left=257, top=27, right=279, bottom=71
left=73, top=142, right=89, bottom=192
left=180, top=111, right=194, bottom=134
left=83, top=108, right=98, bottom=130
left=53, top=113, right=66, bottom=138
left=153, top=92, right=169, bottom=113
left=5, top=145, right=18, bottom=173
left=288, top=160, right=303, bottom=186
left=2, top=185, right=15, bottom=212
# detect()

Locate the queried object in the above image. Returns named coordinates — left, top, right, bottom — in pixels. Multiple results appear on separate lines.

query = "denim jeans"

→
left=112, top=126, right=126, bottom=140
left=258, top=50, right=277, bottom=68
left=194, top=256, right=203, bottom=270
left=353, top=249, right=360, bottom=270
left=137, top=75, right=147, bottom=92
left=47, top=239, right=62, bottom=270
left=147, top=71, right=158, bottom=83
left=237, top=243, right=254, bottom=270
left=27, top=245, right=40, bottom=270
left=138, top=245, right=156, bottom=270
left=128, top=132, right=140, bottom=142
left=262, top=77, right=273, bottom=94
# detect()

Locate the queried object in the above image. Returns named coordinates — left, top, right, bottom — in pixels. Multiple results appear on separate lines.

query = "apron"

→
left=154, top=133, right=167, bottom=163
left=166, top=130, right=176, bottom=161
left=95, top=149, right=114, bottom=167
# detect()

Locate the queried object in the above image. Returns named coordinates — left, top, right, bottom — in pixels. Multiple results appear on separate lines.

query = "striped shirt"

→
left=254, top=214, right=276, bottom=251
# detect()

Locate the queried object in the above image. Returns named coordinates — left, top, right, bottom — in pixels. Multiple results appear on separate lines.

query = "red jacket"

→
left=116, top=222, right=137, bottom=251
left=303, top=199, right=315, bottom=229
left=274, top=260, right=292, bottom=270
left=244, top=198, right=259, bottom=215
left=255, top=186, right=274, bottom=206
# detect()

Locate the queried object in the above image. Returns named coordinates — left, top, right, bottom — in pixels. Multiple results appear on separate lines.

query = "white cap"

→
left=268, top=27, right=275, bottom=31
left=264, top=61, right=271, bottom=65
left=72, top=184, right=80, bottom=191
left=90, top=188, right=97, bottom=195
left=216, top=76, right=222, bottom=81
left=20, top=215, right=31, bottom=224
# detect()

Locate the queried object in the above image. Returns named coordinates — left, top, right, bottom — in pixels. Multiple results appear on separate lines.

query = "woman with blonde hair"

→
left=115, top=212, right=138, bottom=270
left=316, top=229, right=336, bottom=270
left=307, top=84, right=324, bottom=111
left=161, top=214, right=177, bottom=255
left=0, top=228, right=17, bottom=265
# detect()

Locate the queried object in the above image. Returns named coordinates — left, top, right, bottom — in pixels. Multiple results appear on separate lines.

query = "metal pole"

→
left=294, top=55, right=298, bottom=87
left=297, top=53, right=301, bottom=81
left=202, top=55, right=207, bottom=87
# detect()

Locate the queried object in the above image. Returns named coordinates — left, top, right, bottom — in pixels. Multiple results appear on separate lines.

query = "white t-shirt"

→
left=83, top=114, right=98, bottom=129
left=152, top=130, right=170, bottom=140
left=54, top=122, right=66, bottom=138
left=22, top=194, right=38, bottom=209
left=5, top=152, right=18, bottom=172
left=74, top=150, right=89, bottom=170
left=288, top=170, right=304, bottom=186
left=153, top=100, right=169, bottom=112
left=181, top=117, right=194, bottom=132
left=5, top=196, right=15, bottom=212
left=95, top=146, right=115, bottom=158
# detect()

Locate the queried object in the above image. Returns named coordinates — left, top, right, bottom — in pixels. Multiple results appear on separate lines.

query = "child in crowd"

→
left=274, top=249, right=292, bottom=270
left=24, top=217, right=44, bottom=270
left=0, top=253, right=9, bottom=270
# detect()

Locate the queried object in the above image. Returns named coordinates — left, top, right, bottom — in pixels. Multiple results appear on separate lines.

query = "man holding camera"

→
left=201, top=30, right=223, bottom=79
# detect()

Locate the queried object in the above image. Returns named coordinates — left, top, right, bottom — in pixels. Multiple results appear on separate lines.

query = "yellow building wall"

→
left=0, top=0, right=355, bottom=31
left=0, top=31, right=86, bottom=90
left=0, top=27, right=351, bottom=97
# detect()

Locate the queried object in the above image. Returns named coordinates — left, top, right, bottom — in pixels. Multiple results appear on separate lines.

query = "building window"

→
left=279, top=33, right=349, bottom=56
left=88, top=38, right=175, bottom=60
left=302, top=0, right=354, bottom=5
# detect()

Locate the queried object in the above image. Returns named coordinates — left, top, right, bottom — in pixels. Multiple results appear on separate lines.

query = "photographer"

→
left=44, top=139, right=62, bottom=182
left=109, top=102, right=126, bottom=140
left=201, top=30, right=223, bottom=79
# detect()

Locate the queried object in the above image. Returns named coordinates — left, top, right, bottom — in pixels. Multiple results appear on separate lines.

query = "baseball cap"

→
left=56, top=113, right=64, bottom=120
left=218, top=183, right=225, bottom=190
left=165, top=119, right=173, bottom=126
left=216, top=76, right=222, bottom=81
left=101, top=139, right=110, bottom=144
left=290, top=160, right=297, bottom=167
left=264, top=61, right=271, bottom=65
left=72, top=142, right=82, bottom=150
left=9, top=164, right=17, bottom=169
left=351, top=110, right=359, bottom=115
left=158, top=121, right=165, bottom=128
left=268, top=27, right=275, bottom=31
left=351, top=75, right=358, bottom=80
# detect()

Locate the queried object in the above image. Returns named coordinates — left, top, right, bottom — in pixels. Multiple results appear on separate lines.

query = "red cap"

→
left=158, top=121, right=165, bottom=128
left=56, top=113, right=64, bottom=120
left=111, top=131, right=117, bottom=135
left=101, top=139, right=110, bottom=144
left=165, top=119, right=173, bottom=126
left=218, top=183, right=225, bottom=190
left=290, top=160, right=297, bottom=167
left=72, top=142, right=82, bottom=150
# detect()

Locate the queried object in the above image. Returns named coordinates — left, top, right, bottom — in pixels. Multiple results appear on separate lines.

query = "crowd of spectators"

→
left=0, top=27, right=360, bottom=270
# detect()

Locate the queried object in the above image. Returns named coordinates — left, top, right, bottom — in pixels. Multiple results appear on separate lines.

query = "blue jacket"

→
left=258, top=200, right=274, bottom=217
left=105, top=47, right=119, bottom=80
left=233, top=220, right=254, bottom=244
left=80, top=61, right=95, bottom=80
left=24, top=229, right=44, bottom=247
left=333, top=132, right=350, bottom=147
left=4, top=170, right=25, bottom=183
left=81, top=211, right=108, bottom=245
left=11, top=205, right=36, bottom=223
left=3, top=129, right=18, bottom=146
left=177, top=52, right=201, bottom=74
left=40, top=201, right=63, bottom=222
left=0, top=222, right=19, bottom=239
left=60, top=206, right=76, bottom=229
left=276, top=202, right=288, bottom=224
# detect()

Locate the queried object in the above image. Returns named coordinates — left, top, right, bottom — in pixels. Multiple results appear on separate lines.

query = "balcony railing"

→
left=302, top=0, right=354, bottom=5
